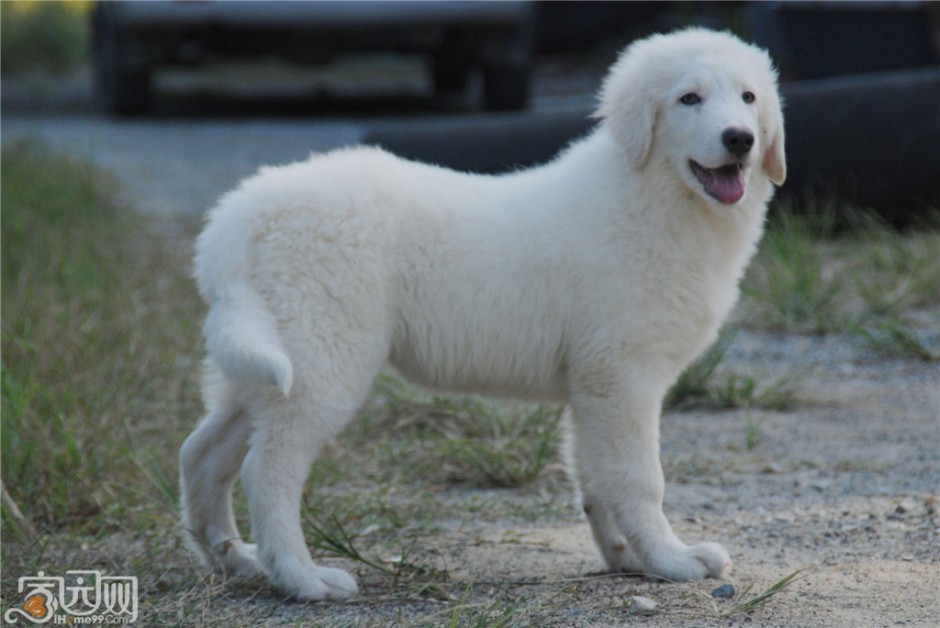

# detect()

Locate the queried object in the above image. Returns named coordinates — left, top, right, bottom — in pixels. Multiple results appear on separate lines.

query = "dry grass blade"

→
left=721, top=567, right=816, bottom=617
left=852, top=319, right=939, bottom=362
left=306, top=514, right=392, bottom=575
left=1, top=479, right=35, bottom=538
left=305, top=513, right=450, bottom=597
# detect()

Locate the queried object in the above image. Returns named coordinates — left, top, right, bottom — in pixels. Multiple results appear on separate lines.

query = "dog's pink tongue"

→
left=705, top=165, right=745, bottom=204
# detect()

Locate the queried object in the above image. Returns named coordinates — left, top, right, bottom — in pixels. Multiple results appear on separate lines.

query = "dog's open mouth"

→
left=689, top=160, right=746, bottom=205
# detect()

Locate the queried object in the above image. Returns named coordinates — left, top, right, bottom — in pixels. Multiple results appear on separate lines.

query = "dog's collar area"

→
left=689, top=160, right=746, bottom=205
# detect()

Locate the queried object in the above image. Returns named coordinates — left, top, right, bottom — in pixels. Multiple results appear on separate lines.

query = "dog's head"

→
left=597, top=28, right=786, bottom=207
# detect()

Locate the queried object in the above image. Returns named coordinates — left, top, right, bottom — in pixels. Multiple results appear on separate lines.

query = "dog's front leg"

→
left=569, top=381, right=730, bottom=581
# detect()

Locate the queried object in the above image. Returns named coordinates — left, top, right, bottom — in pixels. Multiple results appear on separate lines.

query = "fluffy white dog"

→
left=181, top=27, right=785, bottom=601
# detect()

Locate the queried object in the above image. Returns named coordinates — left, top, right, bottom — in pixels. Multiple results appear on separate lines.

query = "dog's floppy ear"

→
left=761, top=87, right=787, bottom=185
left=600, top=93, right=657, bottom=169
left=763, top=134, right=786, bottom=186
left=596, top=47, right=658, bottom=169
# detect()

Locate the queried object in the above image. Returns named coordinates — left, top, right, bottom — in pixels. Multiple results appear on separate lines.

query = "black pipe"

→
left=364, top=69, right=940, bottom=223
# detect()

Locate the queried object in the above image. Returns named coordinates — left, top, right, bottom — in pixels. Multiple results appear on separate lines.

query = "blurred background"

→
left=2, top=0, right=938, bottom=220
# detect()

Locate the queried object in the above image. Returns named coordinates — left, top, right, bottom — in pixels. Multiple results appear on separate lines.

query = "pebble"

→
left=711, top=584, right=737, bottom=599
left=811, top=479, right=833, bottom=491
left=628, top=596, right=658, bottom=615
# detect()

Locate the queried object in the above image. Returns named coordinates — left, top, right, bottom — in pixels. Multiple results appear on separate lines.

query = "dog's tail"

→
left=203, top=282, right=294, bottom=398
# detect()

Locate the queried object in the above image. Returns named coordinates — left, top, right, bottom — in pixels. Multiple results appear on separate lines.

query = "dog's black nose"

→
left=722, top=128, right=754, bottom=157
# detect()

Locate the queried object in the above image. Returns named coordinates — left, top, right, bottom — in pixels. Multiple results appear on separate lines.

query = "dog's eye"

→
left=679, top=93, right=701, bottom=106
left=742, top=91, right=756, bottom=104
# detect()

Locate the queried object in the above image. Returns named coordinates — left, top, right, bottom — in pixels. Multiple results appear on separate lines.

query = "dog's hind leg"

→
left=240, top=344, right=386, bottom=601
left=180, top=362, right=263, bottom=578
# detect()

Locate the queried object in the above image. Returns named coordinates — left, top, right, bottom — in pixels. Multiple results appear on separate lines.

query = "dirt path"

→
left=356, top=330, right=940, bottom=626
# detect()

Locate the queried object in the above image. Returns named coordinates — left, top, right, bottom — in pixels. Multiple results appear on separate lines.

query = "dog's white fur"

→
left=181, top=28, right=785, bottom=600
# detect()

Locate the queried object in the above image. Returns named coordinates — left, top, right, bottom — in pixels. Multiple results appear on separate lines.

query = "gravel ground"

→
left=3, top=68, right=938, bottom=626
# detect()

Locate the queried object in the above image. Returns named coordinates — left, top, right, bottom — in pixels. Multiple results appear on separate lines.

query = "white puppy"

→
left=181, top=28, right=785, bottom=601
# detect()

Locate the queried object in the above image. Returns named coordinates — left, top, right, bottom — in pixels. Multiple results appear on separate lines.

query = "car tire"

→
left=93, top=6, right=152, bottom=116
left=96, top=66, right=152, bottom=116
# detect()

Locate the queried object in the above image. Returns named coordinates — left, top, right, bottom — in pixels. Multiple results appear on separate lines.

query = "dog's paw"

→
left=600, top=537, right=646, bottom=575
left=271, top=557, right=359, bottom=601
left=684, top=542, right=731, bottom=579
left=219, top=540, right=267, bottom=579
left=310, top=566, right=359, bottom=600
left=650, top=542, right=731, bottom=582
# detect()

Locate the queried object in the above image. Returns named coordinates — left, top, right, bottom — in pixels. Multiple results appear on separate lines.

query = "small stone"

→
left=810, top=479, right=832, bottom=491
left=711, top=583, right=736, bottom=599
left=628, top=595, right=658, bottom=615
left=924, top=496, right=938, bottom=515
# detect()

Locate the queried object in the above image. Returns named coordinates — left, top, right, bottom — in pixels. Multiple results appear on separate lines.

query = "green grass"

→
left=853, top=225, right=940, bottom=316
left=666, top=329, right=799, bottom=411
left=431, top=403, right=563, bottom=488
left=351, top=377, right=565, bottom=489
left=1, top=139, right=203, bottom=535
left=744, top=207, right=843, bottom=332
left=1, top=1, right=91, bottom=75
left=744, top=412, right=766, bottom=451
left=444, top=588, right=534, bottom=628
left=742, top=203, right=940, bottom=366
left=851, top=318, right=938, bottom=362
